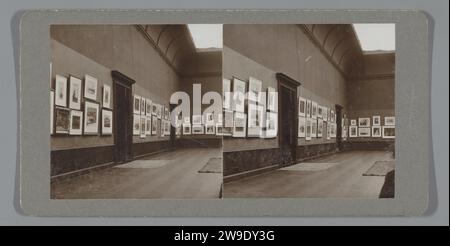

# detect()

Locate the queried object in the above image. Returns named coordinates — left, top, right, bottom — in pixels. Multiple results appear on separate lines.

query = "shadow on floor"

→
left=379, top=170, right=395, bottom=198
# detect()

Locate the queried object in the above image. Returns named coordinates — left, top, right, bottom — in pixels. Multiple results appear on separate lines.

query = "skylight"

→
left=353, top=24, right=395, bottom=52
left=187, top=24, right=223, bottom=50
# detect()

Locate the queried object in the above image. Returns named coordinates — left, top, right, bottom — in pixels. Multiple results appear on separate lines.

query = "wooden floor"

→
left=224, top=150, right=393, bottom=198
left=51, top=148, right=223, bottom=199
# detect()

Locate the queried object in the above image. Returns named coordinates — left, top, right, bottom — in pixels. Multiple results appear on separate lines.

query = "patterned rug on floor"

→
left=363, top=160, right=395, bottom=176
left=279, top=162, right=339, bottom=172
left=198, top=157, right=223, bottom=173
left=114, top=160, right=169, bottom=169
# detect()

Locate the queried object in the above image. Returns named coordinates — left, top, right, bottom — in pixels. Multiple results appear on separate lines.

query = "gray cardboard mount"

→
left=20, top=10, right=430, bottom=217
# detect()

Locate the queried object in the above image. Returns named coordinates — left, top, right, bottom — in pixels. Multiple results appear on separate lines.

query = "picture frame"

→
left=311, top=119, right=317, bottom=137
left=164, top=120, right=170, bottom=135
left=372, top=126, right=382, bottom=137
left=182, top=123, right=191, bottom=135
left=233, top=112, right=247, bottom=138
left=160, top=120, right=165, bottom=137
left=298, top=97, right=306, bottom=117
left=145, top=116, right=152, bottom=135
left=373, top=115, right=381, bottom=126
left=192, top=115, right=203, bottom=125
left=151, top=102, right=158, bottom=116
left=140, top=116, right=146, bottom=138
left=204, top=112, right=215, bottom=125
left=298, top=116, right=305, bottom=138
left=69, top=110, right=83, bottom=135
left=216, top=124, right=224, bottom=136
left=385, top=116, right=396, bottom=126
left=358, top=127, right=371, bottom=137
left=140, top=97, right=146, bottom=115
left=145, top=99, right=152, bottom=116
left=267, top=87, right=278, bottom=112
left=330, top=123, right=336, bottom=138
left=358, top=117, right=371, bottom=127
left=54, top=107, right=70, bottom=134
left=192, top=124, right=204, bottom=135
left=156, top=104, right=163, bottom=119
left=317, top=105, right=323, bottom=119
left=224, top=110, right=234, bottom=128
left=232, top=77, right=246, bottom=113
left=83, top=101, right=99, bottom=135
left=317, top=119, right=323, bottom=138
left=326, top=122, right=331, bottom=140
left=305, top=118, right=311, bottom=141
left=223, top=78, right=232, bottom=110
left=164, top=107, right=170, bottom=120
left=306, top=99, right=311, bottom=118
left=69, top=76, right=82, bottom=110
left=322, top=106, right=328, bottom=122
left=311, top=101, right=317, bottom=119
left=247, top=103, right=264, bottom=137
left=101, top=109, right=113, bottom=135
left=382, top=126, right=396, bottom=138
left=151, top=116, right=158, bottom=135
left=133, top=114, right=140, bottom=135
left=50, top=90, right=54, bottom=134
left=330, top=110, right=335, bottom=123
left=349, top=125, right=358, bottom=137
left=248, top=77, right=262, bottom=103
left=205, top=125, right=216, bottom=135
left=55, top=74, right=68, bottom=107
left=265, top=111, right=278, bottom=138
left=102, top=84, right=111, bottom=109
left=351, top=119, right=357, bottom=126
left=84, top=74, right=98, bottom=101
left=133, top=95, right=141, bottom=114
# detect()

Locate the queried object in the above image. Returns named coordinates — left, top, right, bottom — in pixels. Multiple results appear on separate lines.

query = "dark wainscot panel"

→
left=223, top=148, right=282, bottom=177
left=296, top=143, right=338, bottom=161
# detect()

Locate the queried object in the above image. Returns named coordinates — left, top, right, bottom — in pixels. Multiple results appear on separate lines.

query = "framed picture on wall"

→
left=50, top=90, right=54, bottom=134
left=151, top=102, right=158, bottom=116
left=311, top=119, right=317, bottom=137
left=359, top=127, right=371, bottom=137
left=140, top=97, right=146, bottom=115
left=182, top=123, right=191, bottom=135
left=83, top=101, right=99, bottom=135
left=247, top=103, right=264, bottom=137
left=382, top=126, right=395, bottom=138
left=204, top=113, right=215, bottom=125
left=305, top=118, right=311, bottom=141
left=372, top=126, right=382, bottom=137
left=298, top=97, right=306, bottom=117
left=317, top=119, right=323, bottom=138
left=55, top=74, right=68, bottom=107
left=373, top=115, right=381, bottom=126
left=133, top=95, right=141, bottom=114
left=193, top=115, right=203, bottom=125
left=358, top=117, right=370, bottom=127
left=216, top=124, right=224, bottom=136
left=205, top=125, right=215, bottom=135
left=164, top=107, right=170, bottom=120
left=351, top=119, right=357, bottom=126
left=349, top=126, right=358, bottom=137
left=223, top=78, right=232, bottom=110
left=84, top=74, right=98, bottom=101
left=145, top=116, right=151, bottom=135
left=330, top=110, right=335, bottom=123
left=156, top=104, right=163, bottom=119
left=342, top=127, right=347, bottom=140
left=101, top=109, right=113, bottom=135
left=69, top=76, right=82, bottom=110
left=224, top=110, right=234, bottom=128
left=217, top=113, right=223, bottom=124
left=298, top=116, right=305, bottom=138
left=133, top=114, right=140, bottom=135
left=232, top=77, right=246, bottom=113
left=248, top=77, right=262, bottom=103
left=192, top=124, right=204, bottom=135
left=265, top=111, right=277, bottom=138
left=267, top=87, right=278, bottom=112
left=306, top=100, right=311, bottom=118
left=385, top=116, right=395, bottom=126
left=145, top=99, right=152, bottom=116
left=140, top=116, right=146, bottom=138
left=151, top=116, right=158, bottom=135
left=326, top=122, right=331, bottom=140
left=317, top=105, right=323, bottom=119
left=311, top=101, right=317, bottom=119
left=102, top=84, right=111, bottom=109
left=69, top=110, right=83, bottom=135
left=164, top=120, right=171, bottom=135
left=330, top=123, right=337, bottom=138
left=322, top=106, right=328, bottom=122
left=233, top=112, right=247, bottom=138
left=54, top=107, right=70, bottom=134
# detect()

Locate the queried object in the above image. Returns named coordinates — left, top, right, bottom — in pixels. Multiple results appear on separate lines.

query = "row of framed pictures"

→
left=350, top=116, right=395, bottom=127
left=54, top=74, right=111, bottom=110
left=298, top=117, right=336, bottom=140
left=52, top=97, right=113, bottom=135
left=298, top=97, right=335, bottom=123
left=133, top=94, right=169, bottom=120
left=133, top=115, right=170, bottom=138
left=347, top=126, right=395, bottom=138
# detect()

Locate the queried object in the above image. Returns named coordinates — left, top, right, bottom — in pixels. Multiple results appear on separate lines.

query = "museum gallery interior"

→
left=222, top=24, right=395, bottom=198
left=50, top=25, right=223, bottom=199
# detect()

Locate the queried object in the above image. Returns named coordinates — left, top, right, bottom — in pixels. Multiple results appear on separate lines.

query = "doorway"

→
left=112, top=71, right=135, bottom=163
left=276, top=73, right=301, bottom=166
left=335, top=104, right=343, bottom=151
